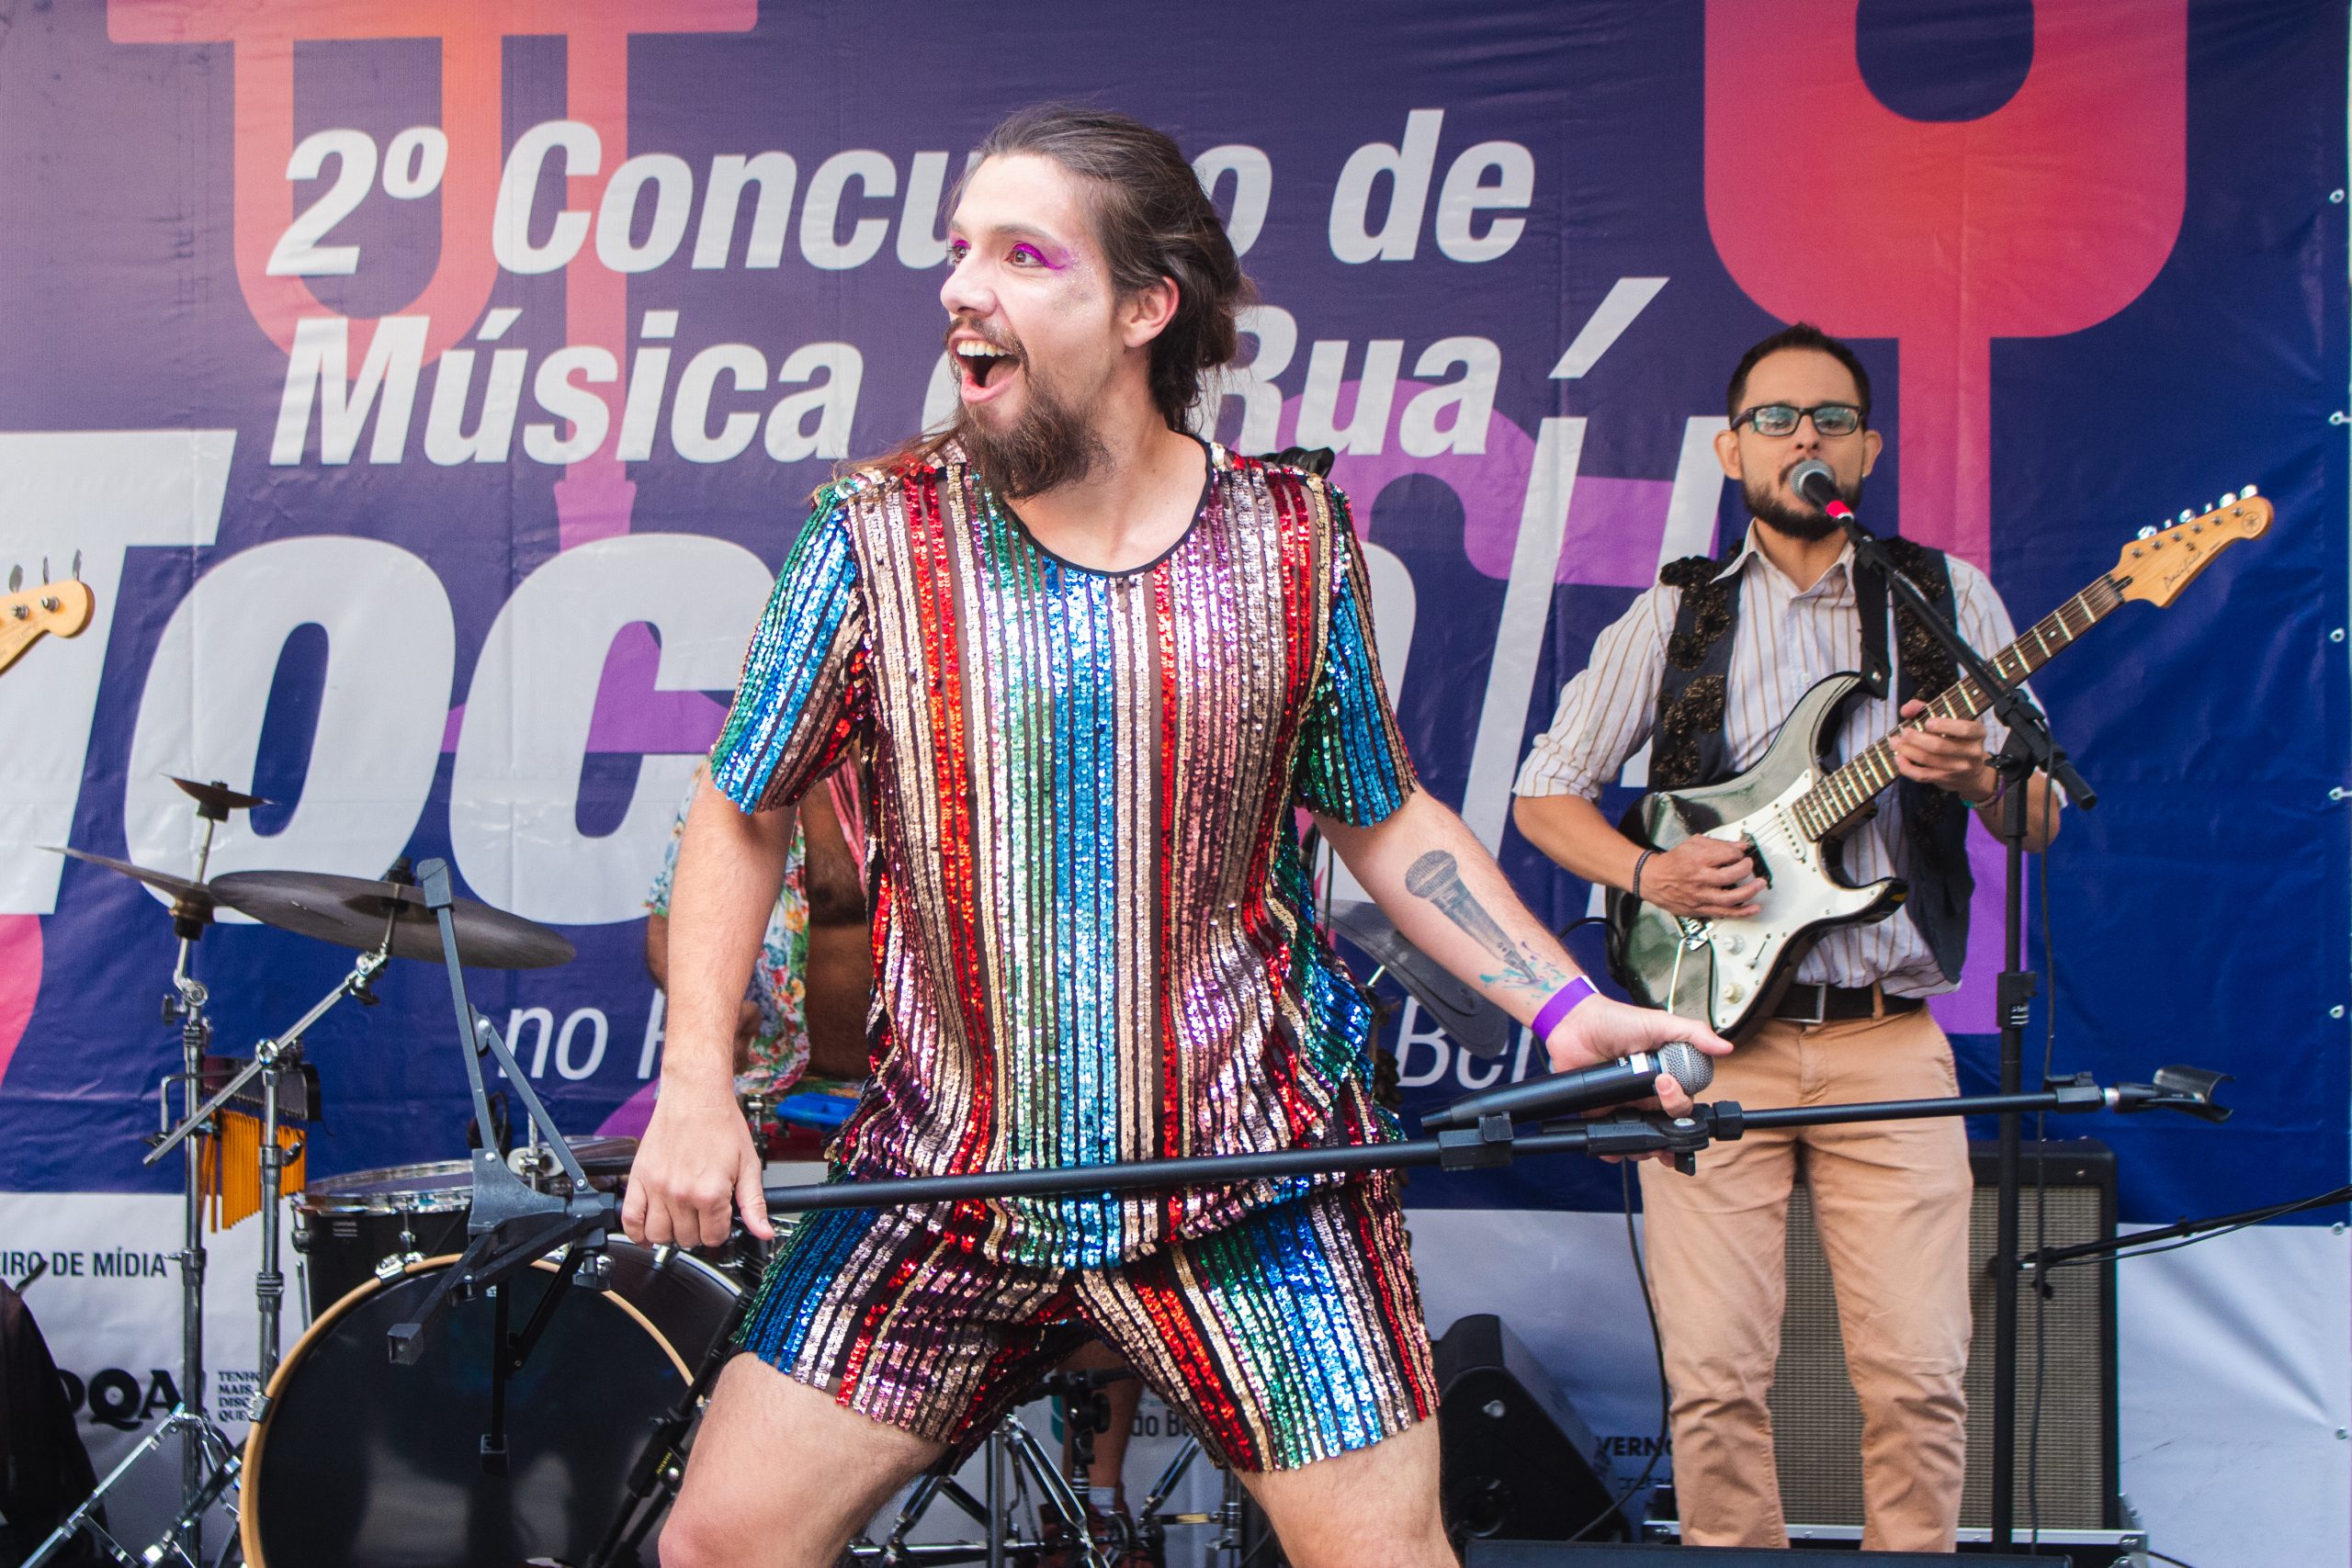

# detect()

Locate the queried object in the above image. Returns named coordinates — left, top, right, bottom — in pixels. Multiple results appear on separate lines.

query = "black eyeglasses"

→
left=1731, top=402, right=1866, bottom=438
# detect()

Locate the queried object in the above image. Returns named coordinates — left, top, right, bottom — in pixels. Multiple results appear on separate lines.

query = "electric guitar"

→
left=0, top=568, right=96, bottom=678
left=1606, top=490, right=2273, bottom=1038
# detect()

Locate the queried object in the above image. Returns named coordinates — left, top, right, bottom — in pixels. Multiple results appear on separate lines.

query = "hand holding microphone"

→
left=1419, top=1039, right=1717, bottom=1130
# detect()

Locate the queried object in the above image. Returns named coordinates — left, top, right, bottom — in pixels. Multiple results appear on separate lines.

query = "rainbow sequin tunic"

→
left=710, top=441, right=1415, bottom=1268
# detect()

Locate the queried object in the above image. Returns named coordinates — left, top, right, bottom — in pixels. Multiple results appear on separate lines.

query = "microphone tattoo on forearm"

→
left=1404, top=850, right=1553, bottom=992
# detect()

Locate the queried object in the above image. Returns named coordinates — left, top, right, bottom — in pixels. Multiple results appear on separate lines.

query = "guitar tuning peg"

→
left=2217, top=494, right=2235, bottom=510
left=6, top=565, right=18, bottom=592
left=40, top=556, right=50, bottom=583
left=2241, top=481, right=2258, bottom=498
left=2177, top=510, right=2194, bottom=524
left=2135, top=525, right=2158, bottom=540
left=70, top=549, right=82, bottom=581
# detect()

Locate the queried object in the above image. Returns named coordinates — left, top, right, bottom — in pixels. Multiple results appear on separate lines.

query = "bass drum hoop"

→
left=239, top=1251, right=695, bottom=1568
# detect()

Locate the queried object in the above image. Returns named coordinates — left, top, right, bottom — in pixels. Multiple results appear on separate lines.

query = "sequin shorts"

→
left=733, top=1182, right=1438, bottom=1473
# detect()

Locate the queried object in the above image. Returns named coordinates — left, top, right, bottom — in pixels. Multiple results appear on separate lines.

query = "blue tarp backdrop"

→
left=0, top=0, right=2337, bottom=1227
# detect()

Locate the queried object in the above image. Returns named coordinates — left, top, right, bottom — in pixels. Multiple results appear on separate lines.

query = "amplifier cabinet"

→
left=1767, top=1138, right=2119, bottom=1532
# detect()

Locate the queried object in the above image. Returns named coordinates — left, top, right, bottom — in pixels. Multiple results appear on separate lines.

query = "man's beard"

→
left=947, top=329, right=1107, bottom=501
left=1745, top=468, right=1860, bottom=544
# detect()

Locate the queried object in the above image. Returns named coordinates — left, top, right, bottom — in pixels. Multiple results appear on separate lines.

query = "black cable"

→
left=1566, top=1163, right=1669, bottom=1541
left=2144, top=1550, right=2204, bottom=1568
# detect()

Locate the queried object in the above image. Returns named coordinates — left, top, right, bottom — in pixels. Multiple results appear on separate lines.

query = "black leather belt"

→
left=1771, top=982, right=1925, bottom=1025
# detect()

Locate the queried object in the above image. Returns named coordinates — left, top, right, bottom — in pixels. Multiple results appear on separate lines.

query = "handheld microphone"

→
left=1420, top=1041, right=1715, bottom=1130
left=1786, top=457, right=1850, bottom=519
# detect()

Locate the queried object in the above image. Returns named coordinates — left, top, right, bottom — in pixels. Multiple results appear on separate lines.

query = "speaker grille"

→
left=1767, top=1140, right=2116, bottom=1530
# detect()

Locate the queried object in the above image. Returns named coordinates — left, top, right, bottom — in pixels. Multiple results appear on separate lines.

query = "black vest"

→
left=1649, top=537, right=1974, bottom=984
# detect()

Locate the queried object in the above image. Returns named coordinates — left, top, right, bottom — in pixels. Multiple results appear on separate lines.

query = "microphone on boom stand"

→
left=1420, top=1043, right=1715, bottom=1131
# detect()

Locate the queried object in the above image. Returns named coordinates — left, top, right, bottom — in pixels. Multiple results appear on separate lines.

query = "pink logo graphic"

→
left=109, top=0, right=757, bottom=550
left=1704, top=0, right=2186, bottom=569
left=0, top=917, right=41, bottom=1089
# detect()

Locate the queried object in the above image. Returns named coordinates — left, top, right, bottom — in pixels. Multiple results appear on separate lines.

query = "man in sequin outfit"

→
left=627, top=107, right=1727, bottom=1568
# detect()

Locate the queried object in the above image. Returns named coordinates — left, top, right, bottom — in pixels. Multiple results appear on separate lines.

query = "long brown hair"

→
left=853, top=105, right=1250, bottom=485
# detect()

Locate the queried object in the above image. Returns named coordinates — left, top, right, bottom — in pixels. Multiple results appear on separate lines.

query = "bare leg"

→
left=1090, top=1371, right=1143, bottom=1502
left=662, top=1355, right=945, bottom=1568
left=1238, top=1419, right=1454, bottom=1568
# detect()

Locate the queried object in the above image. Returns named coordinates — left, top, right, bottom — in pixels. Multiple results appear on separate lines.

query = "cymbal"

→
left=48, top=846, right=219, bottom=919
left=170, top=775, right=270, bottom=818
left=209, top=870, right=575, bottom=970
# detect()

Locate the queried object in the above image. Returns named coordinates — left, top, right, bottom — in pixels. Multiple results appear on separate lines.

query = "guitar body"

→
left=1607, top=672, right=1906, bottom=1039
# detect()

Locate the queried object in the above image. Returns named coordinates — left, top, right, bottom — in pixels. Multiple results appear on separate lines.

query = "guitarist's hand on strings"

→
left=1891, top=698, right=1996, bottom=802
left=1640, top=835, right=1765, bottom=920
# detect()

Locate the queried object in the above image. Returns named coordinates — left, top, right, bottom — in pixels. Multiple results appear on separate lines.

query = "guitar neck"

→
left=1795, top=572, right=2128, bottom=840
left=0, top=623, right=45, bottom=677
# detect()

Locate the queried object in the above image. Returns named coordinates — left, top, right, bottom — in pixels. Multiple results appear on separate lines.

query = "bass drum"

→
left=242, top=1243, right=741, bottom=1567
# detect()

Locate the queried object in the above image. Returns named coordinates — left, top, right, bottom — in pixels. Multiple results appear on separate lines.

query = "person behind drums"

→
left=625, top=103, right=1726, bottom=1568
left=644, top=759, right=871, bottom=1156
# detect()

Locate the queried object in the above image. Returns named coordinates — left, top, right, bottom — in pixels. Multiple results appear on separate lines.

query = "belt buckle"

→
left=1782, top=983, right=1828, bottom=1026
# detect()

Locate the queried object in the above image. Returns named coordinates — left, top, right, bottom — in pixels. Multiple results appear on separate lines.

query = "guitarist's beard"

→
left=1747, top=471, right=1860, bottom=544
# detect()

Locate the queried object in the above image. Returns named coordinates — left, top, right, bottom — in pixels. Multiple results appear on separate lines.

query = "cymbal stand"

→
left=22, top=1405, right=241, bottom=1568
left=156, top=788, right=232, bottom=1558
left=146, top=931, right=390, bottom=1402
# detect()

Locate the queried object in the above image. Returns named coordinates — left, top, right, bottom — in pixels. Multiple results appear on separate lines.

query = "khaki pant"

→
left=1638, top=1002, right=1972, bottom=1551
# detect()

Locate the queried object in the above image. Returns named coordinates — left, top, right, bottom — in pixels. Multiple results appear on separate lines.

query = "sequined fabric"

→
left=710, top=441, right=1414, bottom=1268
left=737, top=1182, right=1437, bottom=1472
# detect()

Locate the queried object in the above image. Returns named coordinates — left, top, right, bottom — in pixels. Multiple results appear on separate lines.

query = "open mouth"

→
left=956, top=339, right=1018, bottom=389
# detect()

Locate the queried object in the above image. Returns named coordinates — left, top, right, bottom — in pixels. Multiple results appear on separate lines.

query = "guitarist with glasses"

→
left=1511, top=322, right=2058, bottom=1553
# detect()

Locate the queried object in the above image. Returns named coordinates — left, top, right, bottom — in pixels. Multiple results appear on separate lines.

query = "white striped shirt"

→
left=1513, top=525, right=2045, bottom=997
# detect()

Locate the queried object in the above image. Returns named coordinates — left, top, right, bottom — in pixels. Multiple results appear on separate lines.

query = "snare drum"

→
left=292, top=1137, right=636, bottom=1317
left=242, top=1241, right=740, bottom=1567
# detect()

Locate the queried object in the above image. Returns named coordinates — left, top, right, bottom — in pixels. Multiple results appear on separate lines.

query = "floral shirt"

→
left=646, top=762, right=811, bottom=1096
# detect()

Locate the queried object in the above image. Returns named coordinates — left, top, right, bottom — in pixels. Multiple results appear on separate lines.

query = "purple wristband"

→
left=1532, top=976, right=1597, bottom=1040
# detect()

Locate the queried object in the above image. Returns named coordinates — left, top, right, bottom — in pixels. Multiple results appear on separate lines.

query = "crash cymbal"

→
left=47, top=845, right=219, bottom=916
left=209, top=869, right=574, bottom=970
left=170, top=775, right=270, bottom=819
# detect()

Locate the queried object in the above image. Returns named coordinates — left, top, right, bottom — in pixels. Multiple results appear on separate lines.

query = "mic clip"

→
left=1435, top=1111, right=1519, bottom=1172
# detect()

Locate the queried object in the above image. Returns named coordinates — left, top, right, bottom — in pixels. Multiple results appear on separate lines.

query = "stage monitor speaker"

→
left=1768, top=1138, right=2119, bottom=1532
left=1436, top=1314, right=1642, bottom=1543
left=1464, top=1543, right=2045, bottom=1565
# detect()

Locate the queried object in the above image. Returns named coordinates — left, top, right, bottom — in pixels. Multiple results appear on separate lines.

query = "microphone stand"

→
left=1824, top=491, right=2095, bottom=1547
left=756, top=1071, right=2219, bottom=1215
left=564, top=1067, right=2217, bottom=1557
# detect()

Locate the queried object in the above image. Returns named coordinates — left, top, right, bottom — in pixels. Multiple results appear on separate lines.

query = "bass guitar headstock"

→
left=2113, top=487, right=2272, bottom=607
left=0, top=569, right=96, bottom=677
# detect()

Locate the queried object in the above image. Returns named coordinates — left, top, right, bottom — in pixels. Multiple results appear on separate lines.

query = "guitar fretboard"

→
left=1792, top=573, right=2127, bottom=841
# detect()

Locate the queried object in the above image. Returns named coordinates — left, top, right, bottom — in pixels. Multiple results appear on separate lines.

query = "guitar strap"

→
left=1858, top=539, right=1973, bottom=984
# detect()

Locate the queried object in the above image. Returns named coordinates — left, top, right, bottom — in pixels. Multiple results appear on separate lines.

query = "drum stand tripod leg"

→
left=23, top=1407, right=238, bottom=1568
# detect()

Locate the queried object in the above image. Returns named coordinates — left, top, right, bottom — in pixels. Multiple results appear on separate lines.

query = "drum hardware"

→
left=146, top=932, right=391, bottom=1396
left=291, top=1135, right=641, bottom=1318
left=376, top=857, right=618, bottom=1483
left=23, top=1406, right=243, bottom=1568
left=582, top=1261, right=756, bottom=1568
left=37, top=779, right=266, bottom=1568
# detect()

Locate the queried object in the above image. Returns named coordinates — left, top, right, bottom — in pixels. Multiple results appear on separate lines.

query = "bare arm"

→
left=1317, top=791, right=1727, bottom=1100
left=643, top=911, right=668, bottom=991
left=1512, top=792, right=1765, bottom=920
left=622, top=776, right=797, bottom=1247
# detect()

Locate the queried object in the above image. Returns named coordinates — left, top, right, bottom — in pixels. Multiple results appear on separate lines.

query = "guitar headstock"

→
left=0, top=575, right=96, bottom=676
left=2113, top=488, right=2272, bottom=607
